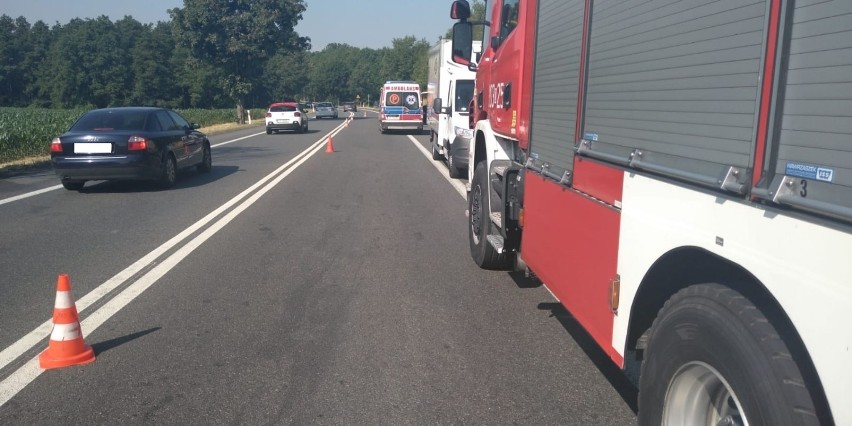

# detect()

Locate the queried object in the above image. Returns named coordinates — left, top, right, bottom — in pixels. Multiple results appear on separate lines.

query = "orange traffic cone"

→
left=39, top=274, right=96, bottom=369
left=325, top=136, right=335, bottom=153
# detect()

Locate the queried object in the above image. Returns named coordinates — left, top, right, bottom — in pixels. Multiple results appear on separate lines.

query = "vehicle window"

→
left=144, top=113, right=163, bottom=132
left=270, top=105, right=297, bottom=112
left=167, top=111, right=190, bottom=130
left=385, top=92, right=420, bottom=109
left=500, top=0, right=520, bottom=40
left=455, top=80, right=475, bottom=112
left=70, top=110, right=145, bottom=131
left=318, top=102, right=333, bottom=108
left=155, top=111, right=179, bottom=131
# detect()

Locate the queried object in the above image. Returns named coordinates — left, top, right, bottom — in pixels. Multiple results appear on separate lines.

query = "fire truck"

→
left=450, top=0, right=851, bottom=424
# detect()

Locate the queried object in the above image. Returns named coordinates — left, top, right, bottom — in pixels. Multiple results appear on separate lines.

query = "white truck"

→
left=426, top=39, right=476, bottom=178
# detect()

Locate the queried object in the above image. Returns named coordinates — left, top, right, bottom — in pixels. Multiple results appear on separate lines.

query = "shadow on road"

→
left=536, top=301, right=639, bottom=413
left=92, top=327, right=161, bottom=355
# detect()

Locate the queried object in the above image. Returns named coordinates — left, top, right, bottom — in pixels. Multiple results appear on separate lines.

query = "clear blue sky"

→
left=2, top=0, right=454, bottom=51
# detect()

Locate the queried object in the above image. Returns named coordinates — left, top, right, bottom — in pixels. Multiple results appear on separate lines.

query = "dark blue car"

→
left=50, top=107, right=212, bottom=190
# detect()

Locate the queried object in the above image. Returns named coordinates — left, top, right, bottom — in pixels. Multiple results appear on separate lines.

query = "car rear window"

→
left=70, top=110, right=149, bottom=131
left=384, top=92, right=420, bottom=109
left=270, top=105, right=297, bottom=112
left=317, top=103, right=333, bottom=108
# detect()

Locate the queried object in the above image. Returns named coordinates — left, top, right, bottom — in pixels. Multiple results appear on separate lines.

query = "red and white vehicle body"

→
left=378, top=81, right=424, bottom=133
left=451, top=0, right=851, bottom=424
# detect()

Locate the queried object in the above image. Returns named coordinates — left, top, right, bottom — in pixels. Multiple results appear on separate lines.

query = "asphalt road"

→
left=0, top=110, right=638, bottom=424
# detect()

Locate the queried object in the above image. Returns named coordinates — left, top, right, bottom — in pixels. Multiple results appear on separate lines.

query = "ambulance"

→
left=378, top=81, right=423, bottom=134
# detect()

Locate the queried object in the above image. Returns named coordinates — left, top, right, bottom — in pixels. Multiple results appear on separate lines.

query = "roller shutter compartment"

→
left=528, top=0, right=585, bottom=181
left=580, top=0, right=766, bottom=193
left=768, top=1, right=852, bottom=223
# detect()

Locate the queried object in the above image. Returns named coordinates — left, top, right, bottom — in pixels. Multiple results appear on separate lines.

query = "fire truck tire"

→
left=468, top=161, right=511, bottom=270
left=638, top=283, right=822, bottom=426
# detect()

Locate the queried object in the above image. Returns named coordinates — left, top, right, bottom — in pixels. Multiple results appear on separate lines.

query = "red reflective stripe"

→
left=575, top=0, right=592, bottom=143
left=753, top=0, right=782, bottom=188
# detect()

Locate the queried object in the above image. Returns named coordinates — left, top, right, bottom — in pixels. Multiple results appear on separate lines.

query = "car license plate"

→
left=386, top=116, right=399, bottom=120
left=276, top=119, right=285, bottom=123
left=74, top=143, right=112, bottom=154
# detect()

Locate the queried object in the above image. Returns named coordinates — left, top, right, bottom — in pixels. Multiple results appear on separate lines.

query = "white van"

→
left=427, top=39, right=477, bottom=178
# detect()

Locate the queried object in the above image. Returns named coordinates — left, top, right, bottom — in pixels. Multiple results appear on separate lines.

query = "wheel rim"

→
left=470, top=183, right=483, bottom=245
left=165, top=157, right=176, bottom=183
left=663, top=361, right=748, bottom=426
left=204, top=147, right=211, bottom=168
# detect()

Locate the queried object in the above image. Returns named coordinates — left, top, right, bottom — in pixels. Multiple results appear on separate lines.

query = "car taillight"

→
left=127, top=136, right=148, bottom=151
left=380, top=113, right=386, bottom=120
left=50, top=138, right=63, bottom=153
left=266, top=112, right=272, bottom=117
left=294, top=112, right=301, bottom=117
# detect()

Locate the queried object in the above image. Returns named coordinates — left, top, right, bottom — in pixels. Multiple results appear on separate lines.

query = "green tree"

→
left=170, top=0, right=309, bottom=123
left=263, top=51, right=308, bottom=102
left=130, top=22, right=180, bottom=106
left=380, top=36, right=430, bottom=88
left=348, top=49, right=383, bottom=105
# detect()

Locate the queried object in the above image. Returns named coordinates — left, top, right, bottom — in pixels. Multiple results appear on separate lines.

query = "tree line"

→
left=0, top=0, right=434, bottom=120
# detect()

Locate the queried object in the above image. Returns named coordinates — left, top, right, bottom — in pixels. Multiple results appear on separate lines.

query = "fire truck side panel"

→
left=765, top=0, right=852, bottom=220
left=521, top=173, right=622, bottom=364
left=527, top=0, right=584, bottom=176
left=616, top=172, right=852, bottom=422
left=482, top=0, right=528, bottom=142
left=582, top=0, right=766, bottom=190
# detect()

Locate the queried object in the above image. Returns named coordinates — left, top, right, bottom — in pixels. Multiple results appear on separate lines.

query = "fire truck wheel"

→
left=468, top=161, right=511, bottom=270
left=638, top=283, right=821, bottom=426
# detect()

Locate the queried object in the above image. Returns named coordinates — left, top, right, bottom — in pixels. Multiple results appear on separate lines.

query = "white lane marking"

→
left=0, top=131, right=267, bottom=206
left=406, top=135, right=467, bottom=199
left=0, top=122, right=349, bottom=407
left=0, top=185, right=63, bottom=207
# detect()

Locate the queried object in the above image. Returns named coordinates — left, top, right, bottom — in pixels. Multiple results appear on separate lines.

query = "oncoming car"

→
left=342, top=101, right=357, bottom=112
left=266, top=102, right=308, bottom=134
left=314, top=102, right=338, bottom=119
left=50, top=107, right=212, bottom=191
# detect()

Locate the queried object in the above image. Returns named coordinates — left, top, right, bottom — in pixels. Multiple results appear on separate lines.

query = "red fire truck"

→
left=450, top=1, right=851, bottom=424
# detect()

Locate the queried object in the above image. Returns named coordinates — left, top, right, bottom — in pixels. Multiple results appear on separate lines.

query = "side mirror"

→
left=451, top=22, right=473, bottom=66
left=450, top=1, right=471, bottom=20
left=190, top=123, right=201, bottom=130
left=433, top=98, right=443, bottom=113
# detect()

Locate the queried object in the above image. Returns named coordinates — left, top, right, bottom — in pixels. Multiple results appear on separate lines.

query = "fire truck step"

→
left=489, top=211, right=502, bottom=228
left=486, top=234, right=505, bottom=254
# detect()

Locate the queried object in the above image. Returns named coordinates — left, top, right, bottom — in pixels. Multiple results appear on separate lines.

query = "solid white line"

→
left=0, top=122, right=348, bottom=407
left=406, top=135, right=467, bottom=199
left=0, top=130, right=267, bottom=206
left=0, top=185, right=63, bottom=207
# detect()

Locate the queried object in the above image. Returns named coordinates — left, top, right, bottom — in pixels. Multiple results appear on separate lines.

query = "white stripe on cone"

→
left=53, top=291, right=74, bottom=309
left=50, top=323, right=81, bottom=341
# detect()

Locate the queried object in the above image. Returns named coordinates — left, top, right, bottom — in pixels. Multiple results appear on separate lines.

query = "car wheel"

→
left=266, top=128, right=272, bottom=135
left=431, top=141, right=442, bottom=160
left=159, top=153, right=177, bottom=188
left=639, top=283, right=824, bottom=426
left=448, top=147, right=463, bottom=179
left=469, top=161, right=511, bottom=269
left=61, top=179, right=85, bottom=191
left=196, top=142, right=212, bottom=173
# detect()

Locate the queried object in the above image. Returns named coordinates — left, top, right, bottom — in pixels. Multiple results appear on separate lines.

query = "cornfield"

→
left=0, top=107, right=264, bottom=164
